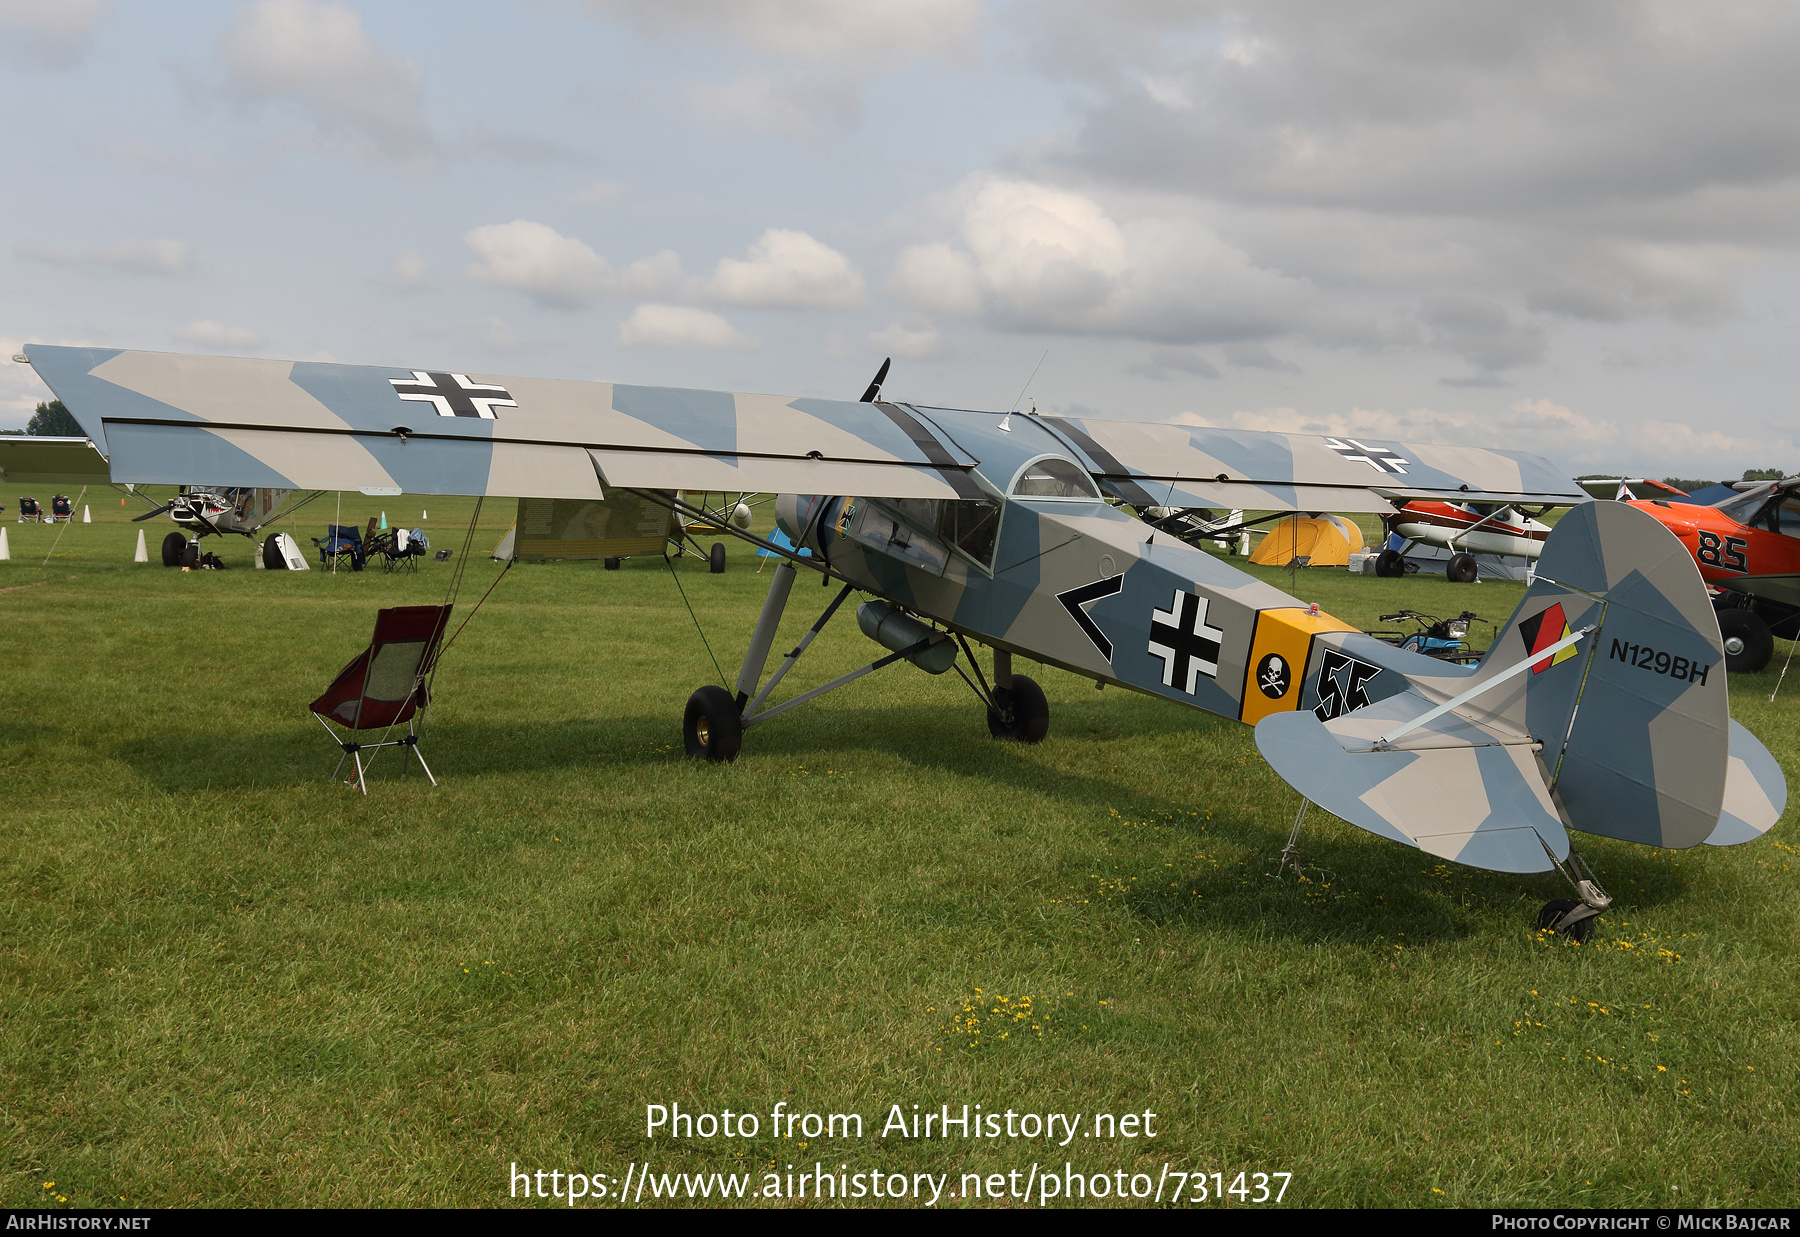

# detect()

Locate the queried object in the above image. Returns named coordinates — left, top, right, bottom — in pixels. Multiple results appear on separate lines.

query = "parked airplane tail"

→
left=1256, top=502, right=1784, bottom=876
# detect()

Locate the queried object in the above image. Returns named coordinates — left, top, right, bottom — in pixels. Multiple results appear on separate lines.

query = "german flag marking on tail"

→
left=1519, top=601, right=1578, bottom=673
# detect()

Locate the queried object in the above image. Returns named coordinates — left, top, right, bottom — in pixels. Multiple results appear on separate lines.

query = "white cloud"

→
left=382, top=249, right=434, bottom=291
left=867, top=320, right=951, bottom=361
left=590, top=0, right=981, bottom=138
left=617, top=304, right=756, bottom=350
left=15, top=238, right=195, bottom=277
left=172, top=321, right=270, bottom=351
left=586, top=0, right=980, bottom=66
left=217, top=0, right=436, bottom=170
left=464, top=220, right=613, bottom=310
left=888, top=243, right=982, bottom=317
left=0, top=0, right=111, bottom=69
left=1036, top=1, right=1800, bottom=333
left=707, top=229, right=863, bottom=309
left=886, top=176, right=1314, bottom=345
left=621, top=250, right=685, bottom=299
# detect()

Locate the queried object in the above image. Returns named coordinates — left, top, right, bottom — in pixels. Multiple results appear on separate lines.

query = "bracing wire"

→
left=665, top=550, right=729, bottom=687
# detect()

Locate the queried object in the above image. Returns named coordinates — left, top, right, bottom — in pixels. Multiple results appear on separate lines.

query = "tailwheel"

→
left=683, top=685, right=742, bottom=762
left=1536, top=897, right=1598, bottom=944
left=986, top=674, right=1049, bottom=743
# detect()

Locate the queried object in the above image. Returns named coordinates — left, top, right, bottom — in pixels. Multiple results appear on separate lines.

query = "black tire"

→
left=604, top=557, right=621, bottom=571
left=180, top=541, right=200, bottom=568
left=1537, top=898, right=1596, bottom=943
left=986, top=674, right=1050, bottom=743
left=262, top=533, right=287, bottom=569
left=161, top=531, right=187, bottom=567
left=1447, top=552, right=1479, bottom=583
left=683, top=685, right=742, bottom=762
left=1717, top=607, right=1774, bottom=673
left=709, top=542, right=727, bottom=574
left=1374, top=549, right=1405, bottom=578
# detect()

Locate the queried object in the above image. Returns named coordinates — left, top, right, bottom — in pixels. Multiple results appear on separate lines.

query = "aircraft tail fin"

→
left=1475, top=500, right=1732, bottom=850
left=1256, top=502, right=1770, bottom=871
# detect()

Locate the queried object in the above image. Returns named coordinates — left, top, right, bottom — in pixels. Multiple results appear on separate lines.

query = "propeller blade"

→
left=858, top=356, right=891, bottom=403
left=131, top=503, right=175, bottom=522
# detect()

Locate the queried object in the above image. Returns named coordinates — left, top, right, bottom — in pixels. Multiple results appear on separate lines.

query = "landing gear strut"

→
left=983, top=650, right=1048, bottom=742
left=680, top=558, right=973, bottom=760
left=1537, top=848, right=1611, bottom=942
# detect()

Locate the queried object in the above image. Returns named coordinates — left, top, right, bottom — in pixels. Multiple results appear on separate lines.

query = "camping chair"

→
left=18, top=496, right=41, bottom=522
left=309, top=604, right=453, bottom=793
left=312, top=523, right=365, bottom=570
left=50, top=495, right=72, bottom=522
left=375, top=526, right=421, bottom=574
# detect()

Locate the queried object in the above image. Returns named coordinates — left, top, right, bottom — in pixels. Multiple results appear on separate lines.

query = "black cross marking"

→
left=1313, top=649, right=1382, bottom=720
left=1057, top=575, right=1124, bottom=661
left=1148, top=588, right=1224, bottom=694
left=389, top=371, right=517, bottom=419
left=1325, top=437, right=1409, bottom=475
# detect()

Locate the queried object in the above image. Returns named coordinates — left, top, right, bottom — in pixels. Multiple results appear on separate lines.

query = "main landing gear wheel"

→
left=1447, top=552, right=1479, bottom=583
left=986, top=675, right=1049, bottom=743
left=709, top=542, right=727, bottom=574
left=1537, top=897, right=1597, bottom=944
left=262, top=533, right=287, bottom=569
left=1374, top=548, right=1405, bottom=578
left=1717, top=608, right=1773, bottom=673
left=684, top=685, right=742, bottom=762
left=161, top=531, right=187, bottom=567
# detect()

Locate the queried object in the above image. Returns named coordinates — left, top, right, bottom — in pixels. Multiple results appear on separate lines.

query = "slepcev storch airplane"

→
left=17, top=344, right=1786, bottom=938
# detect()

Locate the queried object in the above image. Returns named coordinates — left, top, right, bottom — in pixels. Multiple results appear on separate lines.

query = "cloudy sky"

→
left=3, top=0, right=1796, bottom=478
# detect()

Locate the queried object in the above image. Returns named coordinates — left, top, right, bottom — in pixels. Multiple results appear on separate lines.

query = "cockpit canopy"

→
left=1010, top=456, right=1101, bottom=500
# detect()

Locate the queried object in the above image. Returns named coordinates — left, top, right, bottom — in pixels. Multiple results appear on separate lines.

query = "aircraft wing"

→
left=0, top=435, right=112, bottom=487
left=1028, top=414, right=1589, bottom=513
left=22, top=345, right=1584, bottom=512
left=19, top=346, right=985, bottom=502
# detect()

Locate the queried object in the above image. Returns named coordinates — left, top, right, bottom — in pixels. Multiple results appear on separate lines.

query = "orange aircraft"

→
left=1627, top=478, right=1800, bottom=671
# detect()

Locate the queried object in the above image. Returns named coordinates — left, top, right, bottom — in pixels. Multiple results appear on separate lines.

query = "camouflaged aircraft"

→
left=16, top=344, right=1787, bottom=939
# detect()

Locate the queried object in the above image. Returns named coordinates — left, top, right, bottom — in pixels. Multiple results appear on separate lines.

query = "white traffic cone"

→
left=82, top=506, right=91, bottom=523
left=0, top=527, right=9, bottom=561
left=134, top=528, right=148, bottom=563
left=421, top=509, right=427, bottom=520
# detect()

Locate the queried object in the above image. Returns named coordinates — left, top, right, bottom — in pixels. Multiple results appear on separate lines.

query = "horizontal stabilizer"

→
left=1256, top=694, right=1569, bottom=875
left=1706, top=720, right=1788, bottom=847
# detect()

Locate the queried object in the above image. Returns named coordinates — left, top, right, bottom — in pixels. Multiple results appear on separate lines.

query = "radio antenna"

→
left=1008, top=350, right=1049, bottom=413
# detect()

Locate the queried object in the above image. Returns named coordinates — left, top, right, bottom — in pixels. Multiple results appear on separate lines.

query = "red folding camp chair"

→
left=309, top=604, right=453, bottom=793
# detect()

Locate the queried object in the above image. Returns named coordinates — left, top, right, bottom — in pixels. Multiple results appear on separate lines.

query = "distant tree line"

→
left=1576, top=469, right=1790, bottom=494
left=0, top=400, right=84, bottom=437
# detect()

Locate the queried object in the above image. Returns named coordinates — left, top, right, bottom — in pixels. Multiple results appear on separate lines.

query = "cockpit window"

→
left=1718, top=485, right=1800, bottom=535
left=1011, top=457, right=1101, bottom=499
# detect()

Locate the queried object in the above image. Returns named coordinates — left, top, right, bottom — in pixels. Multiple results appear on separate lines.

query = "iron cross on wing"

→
left=390, top=371, right=517, bottom=419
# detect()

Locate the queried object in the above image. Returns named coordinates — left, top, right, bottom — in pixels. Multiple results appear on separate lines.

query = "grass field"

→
left=2, top=491, right=1796, bottom=1209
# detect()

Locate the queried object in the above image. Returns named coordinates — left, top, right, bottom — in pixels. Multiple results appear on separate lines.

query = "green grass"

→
left=2, top=493, right=1796, bottom=1208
